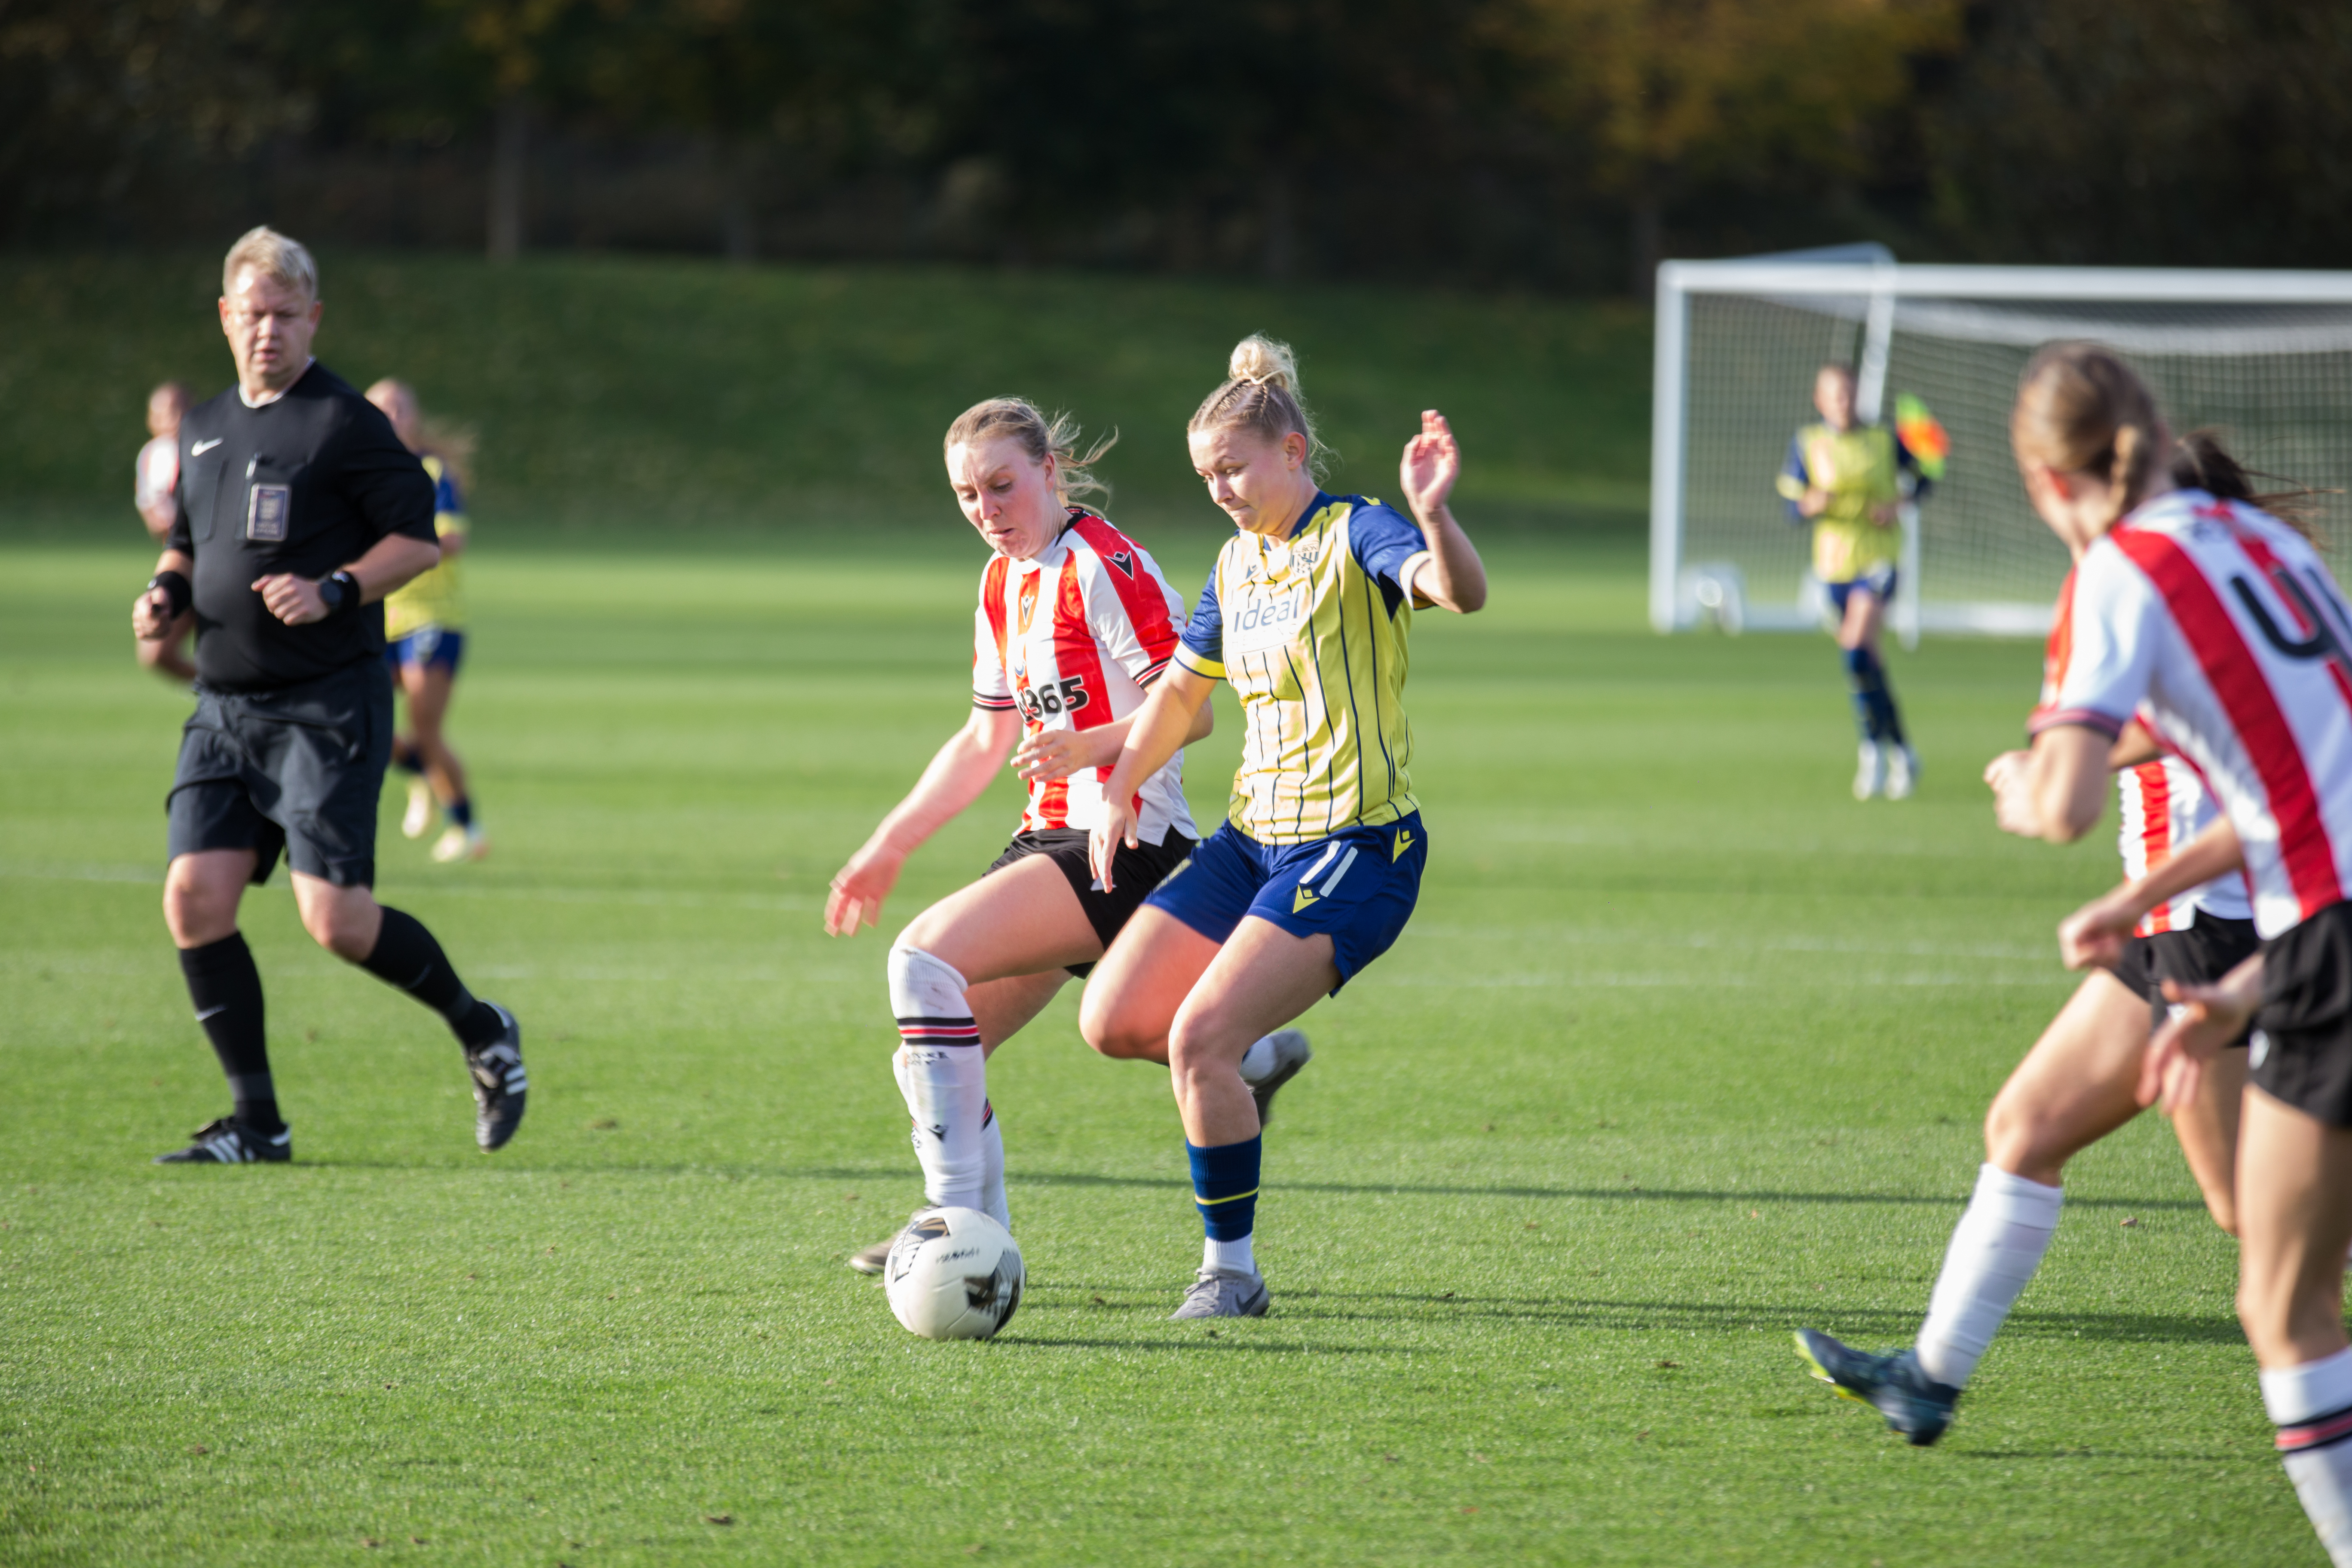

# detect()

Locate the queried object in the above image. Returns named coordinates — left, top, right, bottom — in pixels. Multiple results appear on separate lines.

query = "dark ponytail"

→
left=2169, top=429, right=2328, bottom=542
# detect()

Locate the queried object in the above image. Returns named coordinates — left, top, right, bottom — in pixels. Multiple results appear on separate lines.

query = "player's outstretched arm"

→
left=825, top=707, right=1023, bottom=935
left=1399, top=410, right=1486, bottom=614
left=1011, top=696, right=1213, bottom=784
left=1089, top=666, right=1215, bottom=891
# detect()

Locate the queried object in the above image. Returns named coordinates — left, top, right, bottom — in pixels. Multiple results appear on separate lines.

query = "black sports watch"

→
left=319, top=570, right=362, bottom=619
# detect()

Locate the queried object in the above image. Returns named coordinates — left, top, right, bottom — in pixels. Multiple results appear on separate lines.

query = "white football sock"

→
left=980, top=1113, right=1011, bottom=1231
left=2285, top=1446, right=2352, bottom=1568
left=2270, top=1352, right=2352, bottom=1567
left=887, top=942, right=987, bottom=1213
left=1913, top=1163, right=2064, bottom=1388
left=1204, top=1234, right=1256, bottom=1275
left=1239, top=1034, right=1279, bottom=1082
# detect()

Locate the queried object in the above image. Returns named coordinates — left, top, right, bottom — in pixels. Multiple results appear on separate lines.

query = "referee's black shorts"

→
left=2107, top=913, right=2261, bottom=1044
left=165, top=661, right=394, bottom=888
left=987, top=826, right=1194, bottom=977
left=2252, top=900, right=2352, bottom=1128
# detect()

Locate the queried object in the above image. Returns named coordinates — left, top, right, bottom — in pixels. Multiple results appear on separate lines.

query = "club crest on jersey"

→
left=1016, top=573, right=1040, bottom=634
left=1107, top=549, right=1136, bottom=579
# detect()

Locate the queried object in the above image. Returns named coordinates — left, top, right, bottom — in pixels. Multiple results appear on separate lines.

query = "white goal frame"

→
left=1650, top=256, right=2352, bottom=642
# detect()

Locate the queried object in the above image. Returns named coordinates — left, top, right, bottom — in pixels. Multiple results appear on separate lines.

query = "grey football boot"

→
left=1170, top=1268, right=1271, bottom=1320
left=848, top=1209, right=931, bottom=1276
left=1244, top=1029, right=1313, bottom=1127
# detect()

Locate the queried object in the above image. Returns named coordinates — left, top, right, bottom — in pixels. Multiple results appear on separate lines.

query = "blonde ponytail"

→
left=1189, top=333, right=1331, bottom=478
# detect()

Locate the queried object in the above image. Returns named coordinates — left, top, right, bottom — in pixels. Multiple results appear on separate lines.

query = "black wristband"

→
left=322, top=570, right=363, bottom=619
left=147, top=570, right=191, bottom=619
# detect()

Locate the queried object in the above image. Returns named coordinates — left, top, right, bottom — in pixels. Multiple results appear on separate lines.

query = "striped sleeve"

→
left=2031, top=537, right=2156, bottom=741
left=972, top=558, right=1017, bottom=710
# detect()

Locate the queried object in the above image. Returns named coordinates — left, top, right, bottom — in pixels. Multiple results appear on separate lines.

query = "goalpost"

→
left=1651, top=250, right=2352, bottom=644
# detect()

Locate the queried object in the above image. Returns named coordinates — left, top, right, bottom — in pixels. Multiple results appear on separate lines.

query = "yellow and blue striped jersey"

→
left=1175, top=493, right=1430, bottom=844
left=384, top=453, right=468, bottom=640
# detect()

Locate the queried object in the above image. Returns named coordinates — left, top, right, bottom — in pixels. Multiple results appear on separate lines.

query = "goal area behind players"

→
left=1650, top=247, right=2352, bottom=646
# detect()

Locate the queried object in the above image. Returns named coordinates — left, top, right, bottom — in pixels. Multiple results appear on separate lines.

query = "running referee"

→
left=132, top=227, right=526, bottom=1163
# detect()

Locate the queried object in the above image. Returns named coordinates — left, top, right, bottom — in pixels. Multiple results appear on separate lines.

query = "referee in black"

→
left=133, top=226, right=526, bottom=1163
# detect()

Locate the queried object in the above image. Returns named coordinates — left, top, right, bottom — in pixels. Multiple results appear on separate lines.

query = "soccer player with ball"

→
left=824, top=397, right=1312, bottom=1309
left=1082, top=337, right=1487, bottom=1320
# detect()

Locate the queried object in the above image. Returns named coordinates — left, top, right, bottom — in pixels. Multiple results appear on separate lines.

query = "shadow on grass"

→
left=298, top=1158, right=2217, bottom=1214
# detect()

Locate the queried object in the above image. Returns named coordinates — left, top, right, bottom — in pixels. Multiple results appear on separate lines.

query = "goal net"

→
left=1651, top=249, right=2352, bottom=642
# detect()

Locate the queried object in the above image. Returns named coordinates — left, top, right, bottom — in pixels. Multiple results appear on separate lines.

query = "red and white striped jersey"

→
left=972, top=508, right=1197, bottom=843
left=2036, top=490, right=2352, bottom=938
left=2037, top=567, right=2252, bottom=933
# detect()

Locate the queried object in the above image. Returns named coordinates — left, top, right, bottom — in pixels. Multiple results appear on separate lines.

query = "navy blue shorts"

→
left=387, top=626, right=465, bottom=675
left=1143, top=813, right=1426, bottom=993
left=1825, top=564, right=1897, bottom=618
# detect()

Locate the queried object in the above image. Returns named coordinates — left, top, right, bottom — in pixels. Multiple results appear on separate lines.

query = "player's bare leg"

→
left=2239, top=1090, right=2352, bottom=1562
left=397, top=660, right=483, bottom=861
left=1079, top=905, right=1220, bottom=1064
left=2171, top=1044, right=2247, bottom=1235
left=1838, top=587, right=1913, bottom=798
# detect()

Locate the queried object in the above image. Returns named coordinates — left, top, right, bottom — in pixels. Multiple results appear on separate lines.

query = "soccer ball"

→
left=882, top=1207, right=1024, bottom=1341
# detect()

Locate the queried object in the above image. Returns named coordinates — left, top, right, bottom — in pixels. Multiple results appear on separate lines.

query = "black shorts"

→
left=2107, top=914, right=2262, bottom=1046
left=2253, top=900, right=2352, bottom=1128
left=165, top=662, right=394, bottom=888
left=986, top=826, right=1194, bottom=977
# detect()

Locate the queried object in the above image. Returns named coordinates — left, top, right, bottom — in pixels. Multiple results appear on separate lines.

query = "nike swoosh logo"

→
left=191, top=438, right=224, bottom=455
left=195, top=1005, right=227, bottom=1021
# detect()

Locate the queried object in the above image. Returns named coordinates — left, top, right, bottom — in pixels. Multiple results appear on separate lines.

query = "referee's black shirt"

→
left=168, top=361, right=437, bottom=692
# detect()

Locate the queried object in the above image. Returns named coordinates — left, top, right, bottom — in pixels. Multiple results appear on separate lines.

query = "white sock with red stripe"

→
left=1913, top=1164, right=2063, bottom=1388
left=888, top=943, right=989, bottom=1215
left=2267, top=1349, right=2352, bottom=1566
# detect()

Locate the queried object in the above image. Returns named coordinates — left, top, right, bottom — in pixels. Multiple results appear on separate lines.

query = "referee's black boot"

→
left=153, top=1117, right=292, bottom=1165
left=465, top=1004, right=527, bottom=1152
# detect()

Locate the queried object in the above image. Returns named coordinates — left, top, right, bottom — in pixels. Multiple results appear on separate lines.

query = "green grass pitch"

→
left=0, top=531, right=2318, bottom=1565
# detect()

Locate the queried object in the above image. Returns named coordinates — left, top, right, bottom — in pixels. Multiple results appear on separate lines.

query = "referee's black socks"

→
left=178, top=933, right=283, bottom=1134
left=361, top=906, right=505, bottom=1050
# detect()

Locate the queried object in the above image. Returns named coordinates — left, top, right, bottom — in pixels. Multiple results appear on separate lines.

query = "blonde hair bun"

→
left=1227, top=334, right=1300, bottom=392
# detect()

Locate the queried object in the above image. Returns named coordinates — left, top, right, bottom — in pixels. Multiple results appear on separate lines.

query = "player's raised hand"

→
left=1089, top=796, right=1140, bottom=894
left=252, top=573, right=328, bottom=625
left=824, top=848, right=903, bottom=937
left=1400, top=410, right=1460, bottom=520
left=2138, top=975, right=2258, bottom=1112
left=1983, top=749, right=2041, bottom=837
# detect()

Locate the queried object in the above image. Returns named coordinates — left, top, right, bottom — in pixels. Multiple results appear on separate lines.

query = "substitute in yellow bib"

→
left=1776, top=361, right=1930, bottom=800
left=1075, top=334, right=1488, bottom=1323
left=368, top=379, right=488, bottom=862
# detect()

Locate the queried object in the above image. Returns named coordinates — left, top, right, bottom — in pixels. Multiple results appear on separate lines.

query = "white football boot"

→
left=1885, top=744, right=1919, bottom=800
left=1853, top=741, right=1886, bottom=801
left=432, top=824, right=490, bottom=863
left=402, top=778, right=436, bottom=839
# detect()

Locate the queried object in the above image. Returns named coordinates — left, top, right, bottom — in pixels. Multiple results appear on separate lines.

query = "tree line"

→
left=5, top=0, right=2345, bottom=291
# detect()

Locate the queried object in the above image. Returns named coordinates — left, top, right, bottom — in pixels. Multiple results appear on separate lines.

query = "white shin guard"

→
left=1914, top=1163, right=2064, bottom=1389
left=887, top=942, right=989, bottom=1214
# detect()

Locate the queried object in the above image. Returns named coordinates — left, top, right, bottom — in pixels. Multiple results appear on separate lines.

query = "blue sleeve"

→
left=434, top=469, right=465, bottom=514
left=1345, top=500, right=1427, bottom=595
left=1175, top=557, right=1225, bottom=678
left=1778, top=435, right=1811, bottom=524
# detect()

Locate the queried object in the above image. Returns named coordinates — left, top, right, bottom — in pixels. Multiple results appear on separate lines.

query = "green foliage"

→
left=0, top=539, right=2320, bottom=1564
left=0, top=251, right=1653, bottom=536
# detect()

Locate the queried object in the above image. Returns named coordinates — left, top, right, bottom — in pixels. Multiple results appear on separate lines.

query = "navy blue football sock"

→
left=446, top=796, right=474, bottom=830
left=1188, top=1134, right=1262, bottom=1243
left=390, top=739, right=423, bottom=775
left=1843, top=645, right=1903, bottom=744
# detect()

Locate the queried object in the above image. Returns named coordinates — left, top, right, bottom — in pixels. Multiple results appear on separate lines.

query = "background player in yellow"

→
left=1777, top=361, right=1930, bottom=800
left=367, top=379, right=487, bottom=863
